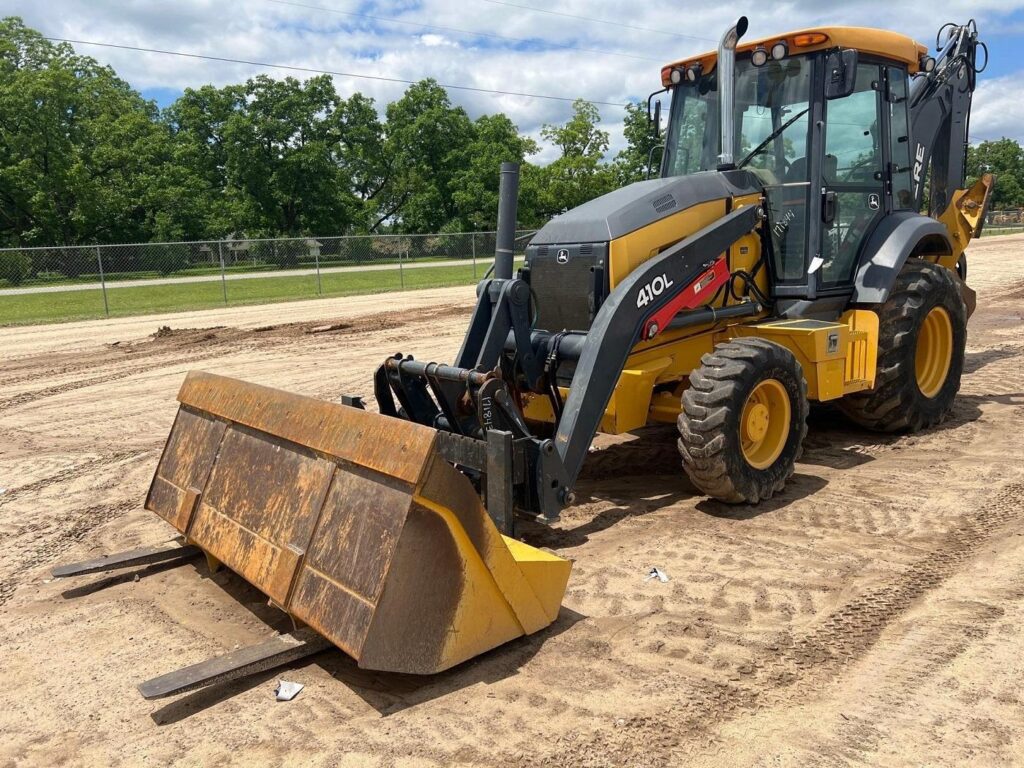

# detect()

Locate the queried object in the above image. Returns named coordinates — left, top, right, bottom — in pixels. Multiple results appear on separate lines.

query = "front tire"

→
left=839, top=260, right=966, bottom=432
left=678, top=338, right=809, bottom=504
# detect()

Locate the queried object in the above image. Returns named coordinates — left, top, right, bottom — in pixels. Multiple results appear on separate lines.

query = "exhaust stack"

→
left=717, top=16, right=749, bottom=168
left=494, top=162, right=520, bottom=279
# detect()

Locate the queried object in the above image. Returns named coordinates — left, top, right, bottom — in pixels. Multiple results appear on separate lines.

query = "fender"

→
left=851, top=211, right=952, bottom=304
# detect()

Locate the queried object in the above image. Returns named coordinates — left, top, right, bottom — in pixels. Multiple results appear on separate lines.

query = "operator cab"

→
left=659, top=28, right=928, bottom=307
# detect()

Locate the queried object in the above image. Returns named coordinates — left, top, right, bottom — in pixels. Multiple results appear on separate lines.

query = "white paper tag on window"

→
left=808, top=256, right=824, bottom=275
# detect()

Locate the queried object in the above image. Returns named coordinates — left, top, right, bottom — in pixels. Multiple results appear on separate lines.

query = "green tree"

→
left=967, top=138, right=1024, bottom=209
left=613, top=101, right=661, bottom=185
left=380, top=80, right=474, bottom=232
left=0, top=18, right=175, bottom=253
left=450, top=114, right=539, bottom=231
left=332, top=92, right=389, bottom=232
left=222, top=74, right=358, bottom=236
left=536, top=99, right=615, bottom=217
left=162, top=84, right=246, bottom=238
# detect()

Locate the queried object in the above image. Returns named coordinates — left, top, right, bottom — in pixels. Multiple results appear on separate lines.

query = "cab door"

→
left=816, top=61, right=888, bottom=290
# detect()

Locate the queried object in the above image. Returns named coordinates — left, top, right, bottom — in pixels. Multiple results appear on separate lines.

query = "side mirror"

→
left=825, top=49, right=858, bottom=99
left=651, top=99, right=662, bottom=139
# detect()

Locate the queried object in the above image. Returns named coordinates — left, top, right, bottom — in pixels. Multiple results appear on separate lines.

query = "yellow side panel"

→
left=728, top=312, right=880, bottom=401
left=840, top=309, right=879, bottom=390
left=608, top=198, right=726, bottom=288
left=598, top=357, right=672, bottom=434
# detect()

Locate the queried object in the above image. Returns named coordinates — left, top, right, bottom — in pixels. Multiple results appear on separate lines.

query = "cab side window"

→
left=888, top=66, right=913, bottom=209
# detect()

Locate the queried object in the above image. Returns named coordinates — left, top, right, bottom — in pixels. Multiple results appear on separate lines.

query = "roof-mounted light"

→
left=686, top=63, right=703, bottom=82
left=920, top=55, right=936, bottom=73
left=770, top=40, right=789, bottom=60
left=792, top=32, right=829, bottom=47
left=751, top=45, right=769, bottom=67
left=669, top=67, right=684, bottom=85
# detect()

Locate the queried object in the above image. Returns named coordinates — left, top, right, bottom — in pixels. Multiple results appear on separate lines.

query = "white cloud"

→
left=970, top=74, right=1024, bottom=142
left=419, top=33, right=455, bottom=47
left=6, top=0, right=1024, bottom=159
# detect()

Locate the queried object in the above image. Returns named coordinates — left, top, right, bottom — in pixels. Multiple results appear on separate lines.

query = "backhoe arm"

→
left=909, top=21, right=986, bottom=217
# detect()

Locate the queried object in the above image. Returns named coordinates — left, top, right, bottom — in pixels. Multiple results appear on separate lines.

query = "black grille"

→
left=524, top=242, right=609, bottom=332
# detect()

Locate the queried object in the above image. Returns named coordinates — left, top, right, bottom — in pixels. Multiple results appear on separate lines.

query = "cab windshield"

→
left=663, top=54, right=814, bottom=281
left=664, top=55, right=813, bottom=180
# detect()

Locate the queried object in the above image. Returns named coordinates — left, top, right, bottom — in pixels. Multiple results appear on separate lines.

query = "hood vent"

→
left=652, top=193, right=677, bottom=213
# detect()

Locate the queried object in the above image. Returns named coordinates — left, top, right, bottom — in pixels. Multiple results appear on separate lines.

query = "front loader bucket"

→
left=145, top=371, right=571, bottom=674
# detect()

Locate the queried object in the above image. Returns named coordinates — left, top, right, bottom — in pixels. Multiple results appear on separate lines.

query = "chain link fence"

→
left=0, top=230, right=535, bottom=325
left=984, top=209, right=1024, bottom=233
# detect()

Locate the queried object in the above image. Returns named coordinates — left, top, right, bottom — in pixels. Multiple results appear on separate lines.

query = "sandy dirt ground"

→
left=1, top=238, right=1022, bottom=767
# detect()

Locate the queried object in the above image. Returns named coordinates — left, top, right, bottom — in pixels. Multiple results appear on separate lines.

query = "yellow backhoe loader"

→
left=57, top=18, right=992, bottom=695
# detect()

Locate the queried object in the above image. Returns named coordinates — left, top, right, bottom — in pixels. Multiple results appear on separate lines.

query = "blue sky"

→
left=8, top=0, right=1024, bottom=160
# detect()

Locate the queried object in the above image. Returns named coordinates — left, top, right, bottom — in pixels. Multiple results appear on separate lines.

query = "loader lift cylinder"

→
left=494, top=162, right=520, bottom=279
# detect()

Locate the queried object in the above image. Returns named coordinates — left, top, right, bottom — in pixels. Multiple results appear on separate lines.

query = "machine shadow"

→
left=150, top=607, right=586, bottom=724
left=795, top=392, right=986, bottom=470
left=963, top=345, right=1020, bottom=375
left=320, top=607, right=585, bottom=716
left=696, top=472, right=829, bottom=520
left=528, top=475, right=692, bottom=550
left=59, top=557, right=200, bottom=599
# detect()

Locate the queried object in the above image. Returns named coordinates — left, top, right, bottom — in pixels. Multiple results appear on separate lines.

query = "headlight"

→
left=770, top=40, right=788, bottom=60
left=751, top=46, right=768, bottom=67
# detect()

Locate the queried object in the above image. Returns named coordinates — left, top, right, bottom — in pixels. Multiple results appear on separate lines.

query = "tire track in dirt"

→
left=0, top=348, right=236, bottom=414
left=0, top=449, right=153, bottom=506
left=769, top=482, right=1023, bottom=682
left=0, top=500, right=136, bottom=608
left=544, top=481, right=1024, bottom=767
left=0, top=305, right=469, bottom=414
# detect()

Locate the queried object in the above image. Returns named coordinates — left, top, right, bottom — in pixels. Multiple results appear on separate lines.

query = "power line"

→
left=45, top=37, right=630, bottom=108
left=264, top=0, right=665, bottom=63
left=475, top=0, right=718, bottom=43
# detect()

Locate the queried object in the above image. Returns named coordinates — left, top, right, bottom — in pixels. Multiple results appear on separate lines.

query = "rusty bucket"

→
left=144, top=371, right=571, bottom=674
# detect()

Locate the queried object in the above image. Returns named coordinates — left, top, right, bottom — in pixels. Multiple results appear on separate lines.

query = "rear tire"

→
left=839, top=260, right=966, bottom=432
left=678, top=339, right=809, bottom=504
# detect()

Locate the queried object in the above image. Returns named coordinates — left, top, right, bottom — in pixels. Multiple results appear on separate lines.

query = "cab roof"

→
left=661, top=26, right=929, bottom=85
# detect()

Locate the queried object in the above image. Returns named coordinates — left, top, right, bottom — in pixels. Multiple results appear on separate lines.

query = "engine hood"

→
left=530, top=170, right=762, bottom=245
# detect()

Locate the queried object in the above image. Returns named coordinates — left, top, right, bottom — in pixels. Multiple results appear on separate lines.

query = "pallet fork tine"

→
left=138, top=628, right=331, bottom=700
left=52, top=541, right=202, bottom=579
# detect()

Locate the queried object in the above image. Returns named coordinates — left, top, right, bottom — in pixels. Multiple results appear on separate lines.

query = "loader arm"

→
left=374, top=203, right=761, bottom=524
left=544, top=204, right=762, bottom=506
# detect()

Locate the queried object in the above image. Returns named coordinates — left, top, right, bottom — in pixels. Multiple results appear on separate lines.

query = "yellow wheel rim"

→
left=915, top=306, right=953, bottom=399
left=740, top=379, right=791, bottom=470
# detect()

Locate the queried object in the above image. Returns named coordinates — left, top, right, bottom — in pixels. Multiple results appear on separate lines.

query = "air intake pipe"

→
left=717, top=16, right=748, bottom=168
left=494, top=162, right=520, bottom=280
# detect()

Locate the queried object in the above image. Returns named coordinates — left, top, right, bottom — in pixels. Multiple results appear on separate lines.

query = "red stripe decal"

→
left=642, top=257, right=729, bottom=341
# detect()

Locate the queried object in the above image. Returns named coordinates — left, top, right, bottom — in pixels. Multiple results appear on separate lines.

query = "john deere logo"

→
left=556, top=249, right=570, bottom=264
